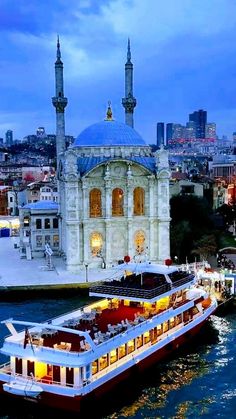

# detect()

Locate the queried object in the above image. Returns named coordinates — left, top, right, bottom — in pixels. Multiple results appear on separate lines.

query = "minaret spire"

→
left=56, top=35, right=61, bottom=61
left=127, top=38, right=131, bottom=62
left=52, top=37, right=68, bottom=164
left=122, top=38, right=136, bottom=128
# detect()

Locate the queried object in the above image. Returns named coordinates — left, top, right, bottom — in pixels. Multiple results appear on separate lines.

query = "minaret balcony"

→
left=52, top=96, right=68, bottom=113
left=122, top=96, right=137, bottom=112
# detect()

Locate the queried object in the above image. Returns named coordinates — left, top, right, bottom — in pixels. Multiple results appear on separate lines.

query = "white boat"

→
left=3, top=380, right=43, bottom=398
left=0, top=261, right=217, bottom=412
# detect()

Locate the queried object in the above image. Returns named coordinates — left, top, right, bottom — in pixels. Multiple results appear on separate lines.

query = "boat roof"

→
left=114, top=262, right=178, bottom=275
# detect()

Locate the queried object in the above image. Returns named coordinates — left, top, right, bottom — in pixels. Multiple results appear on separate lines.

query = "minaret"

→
left=122, top=38, right=136, bottom=128
left=52, top=36, right=68, bottom=164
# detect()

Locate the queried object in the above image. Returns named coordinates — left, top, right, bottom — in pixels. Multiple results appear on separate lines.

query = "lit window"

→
left=133, top=187, right=145, bottom=215
left=89, top=189, right=102, bottom=218
left=23, top=216, right=30, bottom=227
left=112, top=188, right=124, bottom=216
left=53, top=235, right=59, bottom=247
left=90, top=232, right=103, bottom=256
left=134, top=230, right=146, bottom=254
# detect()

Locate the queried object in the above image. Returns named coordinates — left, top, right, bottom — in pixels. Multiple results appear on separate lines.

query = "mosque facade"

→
left=20, top=39, right=171, bottom=272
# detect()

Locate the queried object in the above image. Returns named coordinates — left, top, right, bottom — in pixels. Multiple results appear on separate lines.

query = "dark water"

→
left=0, top=295, right=235, bottom=419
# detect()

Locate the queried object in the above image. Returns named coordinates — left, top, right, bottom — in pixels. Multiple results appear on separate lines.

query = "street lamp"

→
left=84, top=263, right=88, bottom=283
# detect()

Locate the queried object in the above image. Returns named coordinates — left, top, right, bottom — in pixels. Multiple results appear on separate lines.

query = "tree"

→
left=191, top=234, right=217, bottom=260
left=170, top=195, right=215, bottom=263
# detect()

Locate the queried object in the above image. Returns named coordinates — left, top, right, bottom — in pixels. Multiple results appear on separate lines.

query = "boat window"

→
left=99, top=354, right=108, bottom=370
left=143, top=331, right=151, bottom=344
left=112, top=188, right=124, bottom=216
left=136, top=335, right=143, bottom=348
left=66, top=367, right=74, bottom=386
left=176, top=314, right=182, bottom=325
left=53, top=365, right=60, bottom=383
left=163, top=321, right=169, bottom=333
left=92, top=360, right=98, bottom=375
left=15, top=357, right=22, bottom=374
left=110, top=349, right=118, bottom=364
left=127, top=339, right=135, bottom=354
left=118, top=344, right=126, bottom=359
left=133, top=187, right=145, bottom=215
left=27, top=360, right=35, bottom=377
left=89, top=188, right=102, bottom=218
left=169, top=317, right=176, bottom=329
left=90, top=232, right=103, bottom=256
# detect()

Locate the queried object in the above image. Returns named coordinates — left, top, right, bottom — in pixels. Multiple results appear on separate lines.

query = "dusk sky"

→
left=1, top=0, right=236, bottom=144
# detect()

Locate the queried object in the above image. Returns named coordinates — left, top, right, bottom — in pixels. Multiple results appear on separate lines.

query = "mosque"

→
left=19, top=39, right=171, bottom=272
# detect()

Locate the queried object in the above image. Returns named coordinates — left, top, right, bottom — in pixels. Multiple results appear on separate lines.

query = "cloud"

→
left=1, top=0, right=236, bottom=140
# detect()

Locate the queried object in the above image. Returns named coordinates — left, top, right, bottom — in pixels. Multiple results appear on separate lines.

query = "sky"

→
left=1, top=0, right=236, bottom=144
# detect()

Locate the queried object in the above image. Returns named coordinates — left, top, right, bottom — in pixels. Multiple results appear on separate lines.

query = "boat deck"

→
left=29, top=297, right=191, bottom=351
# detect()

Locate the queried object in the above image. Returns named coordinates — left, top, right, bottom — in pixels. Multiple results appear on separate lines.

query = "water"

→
left=0, top=295, right=235, bottom=419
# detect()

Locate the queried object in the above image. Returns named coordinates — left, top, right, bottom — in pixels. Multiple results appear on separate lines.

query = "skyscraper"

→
left=5, top=130, right=13, bottom=146
left=156, top=122, right=164, bottom=147
left=189, top=109, right=207, bottom=139
left=166, top=123, right=173, bottom=144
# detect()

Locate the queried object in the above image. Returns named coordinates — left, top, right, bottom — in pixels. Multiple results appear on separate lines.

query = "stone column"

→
left=105, top=219, right=111, bottom=266
left=104, top=167, right=111, bottom=219
left=65, top=180, right=80, bottom=271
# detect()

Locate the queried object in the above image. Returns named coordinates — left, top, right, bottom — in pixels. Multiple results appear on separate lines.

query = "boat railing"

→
left=0, top=366, right=74, bottom=389
left=90, top=274, right=195, bottom=299
left=0, top=361, right=11, bottom=371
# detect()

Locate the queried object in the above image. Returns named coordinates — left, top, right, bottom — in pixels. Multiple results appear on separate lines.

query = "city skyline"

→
left=1, top=0, right=236, bottom=143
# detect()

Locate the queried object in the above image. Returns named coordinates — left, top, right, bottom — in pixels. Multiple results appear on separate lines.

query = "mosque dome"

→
left=73, top=119, right=146, bottom=148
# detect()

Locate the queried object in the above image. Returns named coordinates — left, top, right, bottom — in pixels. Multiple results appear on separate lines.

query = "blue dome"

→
left=73, top=120, right=146, bottom=147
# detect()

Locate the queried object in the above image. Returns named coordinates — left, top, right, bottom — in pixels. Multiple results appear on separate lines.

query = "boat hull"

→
left=0, top=315, right=212, bottom=413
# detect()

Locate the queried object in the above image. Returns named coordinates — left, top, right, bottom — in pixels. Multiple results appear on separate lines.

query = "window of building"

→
left=133, top=187, right=145, bottom=215
left=45, top=235, right=50, bottom=245
left=44, top=218, right=50, bottom=229
left=36, top=219, right=42, bottom=229
left=112, top=188, right=124, bottom=216
left=36, top=235, right=43, bottom=247
left=90, top=232, right=103, bottom=256
left=181, top=185, right=194, bottom=195
left=23, top=216, right=30, bottom=227
left=53, top=235, right=59, bottom=247
left=10, top=197, right=13, bottom=202
left=89, top=188, right=102, bottom=217
left=53, top=218, right=58, bottom=229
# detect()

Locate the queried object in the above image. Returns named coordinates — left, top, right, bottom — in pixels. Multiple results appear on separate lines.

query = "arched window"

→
left=112, top=188, right=124, bottom=216
left=89, top=189, right=102, bottom=218
left=134, top=230, right=146, bottom=254
left=133, top=187, right=145, bottom=215
left=90, top=232, right=103, bottom=256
